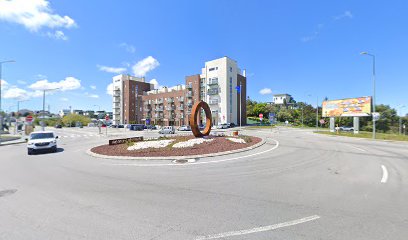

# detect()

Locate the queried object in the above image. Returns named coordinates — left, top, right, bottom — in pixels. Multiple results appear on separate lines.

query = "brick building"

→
left=111, top=56, right=247, bottom=126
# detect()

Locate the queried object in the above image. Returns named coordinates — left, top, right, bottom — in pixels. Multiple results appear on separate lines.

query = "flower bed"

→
left=91, top=135, right=262, bottom=158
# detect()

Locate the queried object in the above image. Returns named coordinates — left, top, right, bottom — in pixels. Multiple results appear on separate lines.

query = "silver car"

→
left=159, top=126, right=176, bottom=134
left=27, top=131, right=58, bottom=155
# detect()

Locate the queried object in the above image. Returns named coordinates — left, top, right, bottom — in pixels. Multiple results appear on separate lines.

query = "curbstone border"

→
left=86, top=137, right=266, bottom=161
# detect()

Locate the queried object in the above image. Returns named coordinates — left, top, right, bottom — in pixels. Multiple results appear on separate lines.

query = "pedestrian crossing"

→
left=58, top=134, right=101, bottom=139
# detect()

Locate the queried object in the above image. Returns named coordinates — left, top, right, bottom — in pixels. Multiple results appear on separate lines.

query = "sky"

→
left=0, top=0, right=407, bottom=115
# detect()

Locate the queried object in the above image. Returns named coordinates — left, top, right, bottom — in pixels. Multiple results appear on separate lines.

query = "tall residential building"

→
left=112, top=75, right=153, bottom=125
left=112, top=56, right=246, bottom=126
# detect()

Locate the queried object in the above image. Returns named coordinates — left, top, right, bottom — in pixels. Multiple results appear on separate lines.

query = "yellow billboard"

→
left=322, top=97, right=372, bottom=117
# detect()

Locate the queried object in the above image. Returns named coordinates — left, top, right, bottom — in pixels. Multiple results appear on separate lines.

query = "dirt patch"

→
left=91, top=135, right=262, bottom=157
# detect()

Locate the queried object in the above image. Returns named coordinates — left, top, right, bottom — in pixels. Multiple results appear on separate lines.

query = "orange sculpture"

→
left=189, top=101, right=212, bottom=137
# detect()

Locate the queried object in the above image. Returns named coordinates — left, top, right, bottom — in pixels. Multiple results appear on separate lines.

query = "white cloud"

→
left=259, top=88, right=272, bottom=95
left=149, top=79, right=162, bottom=89
left=97, top=65, right=127, bottom=74
left=301, top=24, right=324, bottom=42
left=60, top=97, right=69, bottom=101
left=29, top=76, right=81, bottom=91
left=3, top=87, right=29, bottom=100
left=106, top=83, right=114, bottom=96
left=0, top=0, right=77, bottom=32
left=1, top=79, right=9, bottom=87
left=36, top=74, right=47, bottom=79
left=132, top=56, right=159, bottom=77
left=85, top=92, right=99, bottom=98
left=119, top=43, right=136, bottom=53
left=90, top=85, right=96, bottom=90
left=334, top=11, right=353, bottom=20
left=17, top=80, right=27, bottom=85
left=46, top=30, right=68, bottom=40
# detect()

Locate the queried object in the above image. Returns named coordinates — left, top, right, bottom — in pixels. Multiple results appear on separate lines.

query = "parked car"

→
left=217, top=123, right=228, bottom=129
left=340, top=126, right=354, bottom=132
left=54, top=124, right=62, bottom=128
left=109, top=124, right=117, bottom=128
left=129, top=124, right=144, bottom=131
left=159, top=126, right=175, bottom=134
left=117, top=124, right=125, bottom=128
left=178, top=125, right=191, bottom=131
left=228, top=123, right=236, bottom=128
left=27, top=131, right=58, bottom=155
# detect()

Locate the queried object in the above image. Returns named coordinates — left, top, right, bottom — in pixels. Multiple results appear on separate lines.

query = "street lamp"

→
left=15, top=99, right=28, bottom=134
left=0, top=60, right=16, bottom=143
left=398, top=105, right=406, bottom=135
left=361, top=52, right=376, bottom=139
left=41, top=88, right=60, bottom=131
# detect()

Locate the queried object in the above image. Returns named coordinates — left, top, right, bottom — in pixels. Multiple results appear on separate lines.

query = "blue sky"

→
left=0, top=0, right=407, bottom=115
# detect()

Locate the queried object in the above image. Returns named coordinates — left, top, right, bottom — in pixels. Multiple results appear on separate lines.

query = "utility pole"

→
left=42, top=88, right=60, bottom=131
left=316, top=96, right=319, bottom=132
left=361, top=52, right=376, bottom=139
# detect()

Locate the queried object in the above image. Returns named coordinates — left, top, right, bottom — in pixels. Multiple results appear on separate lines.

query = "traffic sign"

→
left=259, top=113, right=263, bottom=121
left=319, top=119, right=325, bottom=124
left=372, top=112, right=380, bottom=121
left=105, top=115, right=110, bottom=121
left=269, top=113, right=275, bottom=124
left=26, top=115, right=33, bottom=122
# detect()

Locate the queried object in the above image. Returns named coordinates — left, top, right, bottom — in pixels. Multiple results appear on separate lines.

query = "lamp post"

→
left=0, top=60, right=16, bottom=143
left=361, top=52, right=376, bottom=139
left=398, top=105, right=406, bottom=135
left=15, top=100, right=28, bottom=134
left=41, top=88, right=60, bottom=131
left=316, top=96, right=319, bottom=132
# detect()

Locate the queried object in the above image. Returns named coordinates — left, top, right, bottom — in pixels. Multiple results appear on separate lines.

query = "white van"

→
left=159, top=126, right=175, bottom=134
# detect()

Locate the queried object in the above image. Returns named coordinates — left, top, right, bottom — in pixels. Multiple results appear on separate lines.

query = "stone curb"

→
left=0, top=139, right=26, bottom=146
left=86, top=137, right=266, bottom=161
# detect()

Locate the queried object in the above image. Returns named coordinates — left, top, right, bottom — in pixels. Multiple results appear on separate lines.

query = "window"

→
left=230, top=67, right=232, bottom=72
left=209, top=67, right=215, bottom=71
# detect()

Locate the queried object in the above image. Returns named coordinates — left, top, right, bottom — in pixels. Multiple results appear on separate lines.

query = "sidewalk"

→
left=0, top=135, right=26, bottom=146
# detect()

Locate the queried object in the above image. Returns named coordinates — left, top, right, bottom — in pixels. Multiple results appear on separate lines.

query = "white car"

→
left=178, top=125, right=191, bottom=131
left=27, top=131, right=58, bottom=155
left=217, top=123, right=228, bottom=129
left=159, top=126, right=175, bottom=134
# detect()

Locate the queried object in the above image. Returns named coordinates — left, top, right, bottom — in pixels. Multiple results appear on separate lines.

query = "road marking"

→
left=348, top=144, right=366, bottom=152
left=195, top=215, right=320, bottom=240
left=381, top=165, right=388, bottom=183
left=109, top=138, right=279, bottom=167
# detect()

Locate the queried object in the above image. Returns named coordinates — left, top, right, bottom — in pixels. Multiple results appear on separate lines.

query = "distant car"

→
left=178, top=125, right=191, bottom=131
left=199, top=124, right=205, bottom=130
left=340, top=126, right=354, bottom=132
left=54, top=124, right=62, bottom=128
left=109, top=124, right=117, bottom=128
left=129, top=124, right=144, bottom=131
left=217, top=123, right=228, bottom=129
left=229, top=123, right=236, bottom=128
left=159, top=126, right=175, bottom=134
left=27, top=131, right=58, bottom=155
left=117, top=124, right=125, bottom=128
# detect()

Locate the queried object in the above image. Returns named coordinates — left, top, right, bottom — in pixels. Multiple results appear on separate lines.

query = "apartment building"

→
left=112, top=56, right=246, bottom=126
left=112, top=75, right=153, bottom=125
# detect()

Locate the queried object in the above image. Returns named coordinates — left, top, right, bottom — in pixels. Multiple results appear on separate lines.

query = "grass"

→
left=316, top=131, right=408, bottom=142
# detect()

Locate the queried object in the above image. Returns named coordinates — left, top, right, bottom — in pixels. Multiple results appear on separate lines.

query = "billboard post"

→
left=353, top=117, right=359, bottom=134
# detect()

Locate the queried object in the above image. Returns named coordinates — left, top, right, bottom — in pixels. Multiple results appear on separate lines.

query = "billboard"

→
left=322, top=96, right=372, bottom=117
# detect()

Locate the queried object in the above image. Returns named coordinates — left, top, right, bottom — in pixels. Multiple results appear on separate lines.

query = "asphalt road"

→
left=0, top=126, right=407, bottom=239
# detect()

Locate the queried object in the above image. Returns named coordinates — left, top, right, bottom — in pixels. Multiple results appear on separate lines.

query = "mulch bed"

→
left=91, top=135, right=262, bottom=157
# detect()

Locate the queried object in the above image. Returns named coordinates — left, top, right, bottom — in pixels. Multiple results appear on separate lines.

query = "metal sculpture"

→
left=189, top=101, right=212, bottom=137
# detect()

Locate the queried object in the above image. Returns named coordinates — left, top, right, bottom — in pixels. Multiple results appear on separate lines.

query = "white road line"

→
left=348, top=144, right=366, bottom=152
left=381, top=165, right=388, bottom=183
left=109, top=138, right=279, bottom=167
left=195, top=215, right=320, bottom=240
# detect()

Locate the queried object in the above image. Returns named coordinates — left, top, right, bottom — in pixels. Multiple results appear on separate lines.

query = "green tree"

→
left=62, top=114, right=91, bottom=127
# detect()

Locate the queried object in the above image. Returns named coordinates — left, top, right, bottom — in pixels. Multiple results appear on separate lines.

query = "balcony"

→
left=186, top=83, right=193, bottom=89
left=154, top=114, right=163, bottom=119
left=144, top=108, right=151, bottom=112
left=208, top=79, right=218, bottom=85
left=209, top=100, right=218, bottom=105
left=208, top=89, right=219, bottom=95
left=179, top=97, right=184, bottom=102
left=113, top=97, right=120, bottom=103
left=178, top=106, right=184, bottom=111
left=112, top=104, right=120, bottom=109
left=167, top=98, right=174, bottom=103
left=186, top=92, right=193, bottom=98
left=155, top=107, right=163, bottom=112
left=166, top=106, right=175, bottom=111
left=155, top=98, right=164, bottom=104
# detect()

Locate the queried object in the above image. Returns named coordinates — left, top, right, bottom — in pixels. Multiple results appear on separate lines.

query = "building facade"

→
left=273, top=94, right=293, bottom=105
left=112, top=75, right=153, bottom=125
left=112, top=56, right=247, bottom=126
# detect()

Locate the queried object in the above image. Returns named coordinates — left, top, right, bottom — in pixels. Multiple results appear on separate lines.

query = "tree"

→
left=252, top=103, right=267, bottom=117
left=62, top=114, right=91, bottom=127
